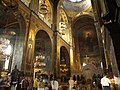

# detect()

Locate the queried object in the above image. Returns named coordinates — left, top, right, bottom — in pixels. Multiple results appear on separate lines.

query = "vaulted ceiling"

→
left=50, top=0, right=92, bottom=18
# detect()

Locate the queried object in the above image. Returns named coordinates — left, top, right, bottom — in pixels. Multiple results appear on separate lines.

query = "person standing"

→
left=33, top=76, right=39, bottom=90
left=10, top=65, right=20, bottom=90
left=68, top=77, right=75, bottom=90
left=101, top=74, right=111, bottom=90
left=27, top=77, right=32, bottom=90
left=50, top=78, right=59, bottom=90
left=11, top=65, right=20, bottom=84
left=20, top=76, right=29, bottom=90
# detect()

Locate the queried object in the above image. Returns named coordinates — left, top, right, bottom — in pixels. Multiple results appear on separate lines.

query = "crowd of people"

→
left=0, top=71, right=59, bottom=90
left=68, top=74, right=113, bottom=90
left=0, top=65, right=33, bottom=90
left=33, top=75, right=59, bottom=90
left=0, top=73, right=114, bottom=90
left=0, top=65, right=116, bottom=90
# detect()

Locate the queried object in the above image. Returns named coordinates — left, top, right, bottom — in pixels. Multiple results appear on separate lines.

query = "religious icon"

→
left=86, top=33, right=93, bottom=52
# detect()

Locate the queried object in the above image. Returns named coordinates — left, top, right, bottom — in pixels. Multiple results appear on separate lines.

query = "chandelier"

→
left=34, top=61, right=46, bottom=68
left=60, top=64, right=68, bottom=73
left=0, top=37, right=11, bottom=61
left=39, top=0, right=48, bottom=15
left=36, top=54, right=45, bottom=61
left=34, top=53, right=46, bottom=68
left=60, top=58, right=68, bottom=73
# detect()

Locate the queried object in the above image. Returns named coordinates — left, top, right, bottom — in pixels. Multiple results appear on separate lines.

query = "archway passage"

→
left=34, top=30, right=52, bottom=78
left=60, top=46, right=70, bottom=83
left=0, top=5, right=17, bottom=70
left=72, top=15, right=102, bottom=72
left=0, top=1, right=26, bottom=78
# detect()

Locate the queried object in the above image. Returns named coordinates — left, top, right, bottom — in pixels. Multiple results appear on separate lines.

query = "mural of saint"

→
left=86, top=33, right=93, bottom=52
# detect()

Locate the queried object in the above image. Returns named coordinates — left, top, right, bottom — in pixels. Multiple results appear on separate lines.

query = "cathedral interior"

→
left=0, top=0, right=120, bottom=89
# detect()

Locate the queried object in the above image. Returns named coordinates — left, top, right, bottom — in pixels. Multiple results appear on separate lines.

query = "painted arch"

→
left=34, top=30, right=52, bottom=75
left=0, top=1, right=27, bottom=72
left=60, top=46, right=70, bottom=82
left=72, top=15, right=101, bottom=70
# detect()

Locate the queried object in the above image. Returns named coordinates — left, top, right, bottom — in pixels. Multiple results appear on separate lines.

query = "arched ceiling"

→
left=50, top=0, right=92, bottom=18
left=73, top=15, right=100, bottom=66
left=59, top=8, right=68, bottom=25
left=62, top=0, right=92, bottom=17
left=72, top=15, right=98, bottom=46
left=63, top=0, right=91, bottom=12
left=0, top=2, right=17, bottom=28
left=73, top=15, right=94, bottom=29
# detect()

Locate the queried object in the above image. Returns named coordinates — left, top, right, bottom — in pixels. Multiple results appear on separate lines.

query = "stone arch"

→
left=0, top=1, right=26, bottom=71
left=72, top=15, right=101, bottom=72
left=60, top=46, right=70, bottom=82
left=72, top=15, right=94, bottom=32
left=57, top=7, right=71, bottom=43
left=34, top=30, right=52, bottom=75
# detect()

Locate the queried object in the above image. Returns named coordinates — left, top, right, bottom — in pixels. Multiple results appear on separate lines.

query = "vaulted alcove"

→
left=34, top=30, right=52, bottom=78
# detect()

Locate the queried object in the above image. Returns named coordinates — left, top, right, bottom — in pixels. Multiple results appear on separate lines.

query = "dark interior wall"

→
left=102, top=0, right=117, bottom=22
left=105, top=23, right=120, bottom=72
left=102, top=0, right=120, bottom=72
left=115, top=0, right=120, bottom=7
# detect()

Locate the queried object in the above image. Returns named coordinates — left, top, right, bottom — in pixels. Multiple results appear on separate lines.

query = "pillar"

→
left=91, top=0, right=107, bottom=71
left=51, top=1, right=59, bottom=78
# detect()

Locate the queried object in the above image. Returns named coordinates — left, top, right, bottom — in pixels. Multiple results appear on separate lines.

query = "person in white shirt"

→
left=69, top=77, right=75, bottom=90
left=50, top=78, right=59, bottom=90
left=101, top=75, right=111, bottom=90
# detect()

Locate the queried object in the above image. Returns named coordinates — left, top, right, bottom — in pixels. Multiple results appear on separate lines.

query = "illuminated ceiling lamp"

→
left=34, top=53, right=46, bottom=68
left=39, top=0, right=48, bottom=15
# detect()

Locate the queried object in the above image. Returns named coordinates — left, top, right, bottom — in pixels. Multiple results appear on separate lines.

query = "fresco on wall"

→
left=77, top=28, right=101, bottom=67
